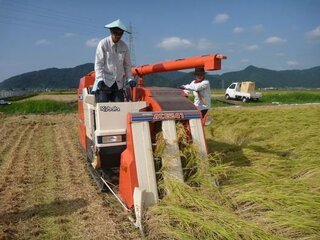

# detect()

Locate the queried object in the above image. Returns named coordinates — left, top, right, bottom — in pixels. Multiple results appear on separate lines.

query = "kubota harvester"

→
left=77, top=54, right=226, bottom=230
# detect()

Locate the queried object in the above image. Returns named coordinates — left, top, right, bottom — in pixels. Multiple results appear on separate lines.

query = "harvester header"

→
left=132, top=54, right=226, bottom=77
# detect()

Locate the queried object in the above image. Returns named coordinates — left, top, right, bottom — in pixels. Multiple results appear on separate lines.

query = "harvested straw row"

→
left=145, top=123, right=278, bottom=240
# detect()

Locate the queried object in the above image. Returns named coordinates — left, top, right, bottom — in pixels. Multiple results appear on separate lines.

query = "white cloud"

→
left=306, top=25, right=320, bottom=40
left=85, top=38, right=100, bottom=48
left=265, top=36, right=287, bottom=44
left=196, top=38, right=214, bottom=50
left=157, top=37, right=193, bottom=50
left=64, top=32, right=76, bottom=38
left=214, top=14, right=230, bottom=24
left=233, top=27, right=245, bottom=33
left=241, top=59, right=249, bottom=63
left=245, top=44, right=259, bottom=51
left=276, top=52, right=285, bottom=57
left=35, top=39, right=52, bottom=45
left=287, top=60, right=298, bottom=66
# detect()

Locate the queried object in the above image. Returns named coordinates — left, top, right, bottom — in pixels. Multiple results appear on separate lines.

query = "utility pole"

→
left=128, top=23, right=136, bottom=66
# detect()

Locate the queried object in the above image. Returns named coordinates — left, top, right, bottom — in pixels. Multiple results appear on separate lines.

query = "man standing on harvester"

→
left=180, top=67, right=211, bottom=117
left=92, top=19, right=136, bottom=102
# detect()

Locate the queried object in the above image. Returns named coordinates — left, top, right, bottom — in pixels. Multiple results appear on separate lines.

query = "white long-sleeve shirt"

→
left=183, top=79, right=211, bottom=111
left=92, top=36, right=132, bottom=91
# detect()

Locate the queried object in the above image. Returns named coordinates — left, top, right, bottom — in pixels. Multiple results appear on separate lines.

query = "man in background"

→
left=180, top=67, right=211, bottom=117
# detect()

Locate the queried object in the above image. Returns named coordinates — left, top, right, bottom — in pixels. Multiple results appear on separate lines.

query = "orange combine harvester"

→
left=77, top=53, right=226, bottom=231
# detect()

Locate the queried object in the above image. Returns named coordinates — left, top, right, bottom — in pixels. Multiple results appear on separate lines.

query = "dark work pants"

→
left=95, top=82, right=124, bottom=103
left=201, top=109, right=208, bottom=118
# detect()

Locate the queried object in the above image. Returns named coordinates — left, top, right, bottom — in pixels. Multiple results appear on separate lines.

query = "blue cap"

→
left=104, top=19, right=130, bottom=33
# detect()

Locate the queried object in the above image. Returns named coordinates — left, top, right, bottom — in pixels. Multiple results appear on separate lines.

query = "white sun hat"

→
left=104, top=19, right=131, bottom=33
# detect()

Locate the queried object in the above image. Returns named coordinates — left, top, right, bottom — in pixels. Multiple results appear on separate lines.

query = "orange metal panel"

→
left=119, top=114, right=138, bottom=208
left=77, top=72, right=95, bottom=150
left=132, top=54, right=226, bottom=77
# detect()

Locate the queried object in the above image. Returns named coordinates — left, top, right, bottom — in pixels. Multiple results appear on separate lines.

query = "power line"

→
left=0, top=15, right=98, bottom=36
left=1, top=1, right=96, bottom=24
left=0, top=1, right=99, bottom=35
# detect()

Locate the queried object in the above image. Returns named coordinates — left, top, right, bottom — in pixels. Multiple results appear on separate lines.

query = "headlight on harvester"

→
left=98, top=135, right=124, bottom=144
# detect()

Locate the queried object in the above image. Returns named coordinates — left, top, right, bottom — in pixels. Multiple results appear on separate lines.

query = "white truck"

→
left=225, top=82, right=262, bottom=102
left=0, top=99, right=11, bottom=105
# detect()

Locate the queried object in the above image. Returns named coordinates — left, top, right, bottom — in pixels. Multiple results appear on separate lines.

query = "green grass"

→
left=0, top=99, right=77, bottom=114
left=208, top=106, right=320, bottom=239
left=259, top=90, right=320, bottom=104
left=146, top=105, right=320, bottom=239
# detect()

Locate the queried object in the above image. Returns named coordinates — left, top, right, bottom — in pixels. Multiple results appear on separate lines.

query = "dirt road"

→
left=0, top=113, right=141, bottom=240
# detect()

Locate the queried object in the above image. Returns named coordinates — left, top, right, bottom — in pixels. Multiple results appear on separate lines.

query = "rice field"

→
left=0, top=93, right=319, bottom=239
left=146, top=104, right=320, bottom=239
left=0, top=113, right=140, bottom=240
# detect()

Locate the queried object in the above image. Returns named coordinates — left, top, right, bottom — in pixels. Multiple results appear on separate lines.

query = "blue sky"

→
left=0, top=0, right=319, bottom=81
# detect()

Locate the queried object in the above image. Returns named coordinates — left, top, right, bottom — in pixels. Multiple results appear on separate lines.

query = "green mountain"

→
left=0, top=64, right=319, bottom=90
left=218, top=65, right=320, bottom=88
left=146, top=65, right=320, bottom=89
left=0, top=63, right=94, bottom=90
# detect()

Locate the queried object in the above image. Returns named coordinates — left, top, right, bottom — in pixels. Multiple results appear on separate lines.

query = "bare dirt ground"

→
left=0, top=113, right=141, bottom=240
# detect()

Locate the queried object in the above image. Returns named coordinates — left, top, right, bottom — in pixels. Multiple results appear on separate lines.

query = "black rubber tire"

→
left=242, top=97, right=248, bottom=103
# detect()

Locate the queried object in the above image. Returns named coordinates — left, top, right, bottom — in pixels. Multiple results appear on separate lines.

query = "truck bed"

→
left=236, top=92, right=262, bottom=99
